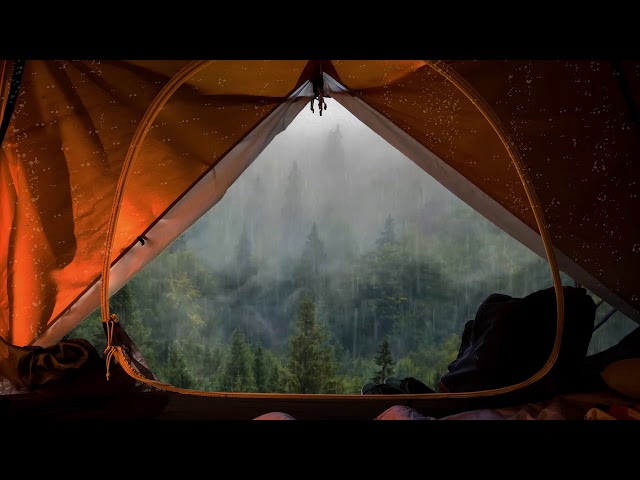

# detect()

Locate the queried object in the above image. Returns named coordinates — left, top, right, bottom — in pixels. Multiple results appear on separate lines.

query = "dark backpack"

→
left=439, top=286, right=596, bottom=396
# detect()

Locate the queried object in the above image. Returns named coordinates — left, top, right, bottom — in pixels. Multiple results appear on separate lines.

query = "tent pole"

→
left=424, top=60, right=565, bottom=395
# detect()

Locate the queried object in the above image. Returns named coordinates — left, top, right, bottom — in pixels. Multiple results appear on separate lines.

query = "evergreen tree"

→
left=358, top=227, right=406, bottom=351
left=253, top=341, right=268, bottom=392
left=161, top=340, right=197, bottom=389
left=287, top=295, right=337, bottom=393
left=166, top=271, right=204, bottom=343
left=321, top=125, right=349, bottom=207
left=195, top=344, right=225, bottom=390
left=294, top=222, right=327, bottom=295
left=281, top=161, right=304, bottom=255
left=371, top=336, right=395, bottom=383
left=64, top=311, right=105, bottom=353
left=376, top=214, right=396, bottom=248
left=222, top=328, right=256, bottom=392
left=235, top=224, right=255, bottom=287
left=323, top=124, right=346, bottom=172
left=244, top=175, right=267, bottom=261
left=303, top=222, right=327, bottom=273
left=267, top=362, right=289, bottom=393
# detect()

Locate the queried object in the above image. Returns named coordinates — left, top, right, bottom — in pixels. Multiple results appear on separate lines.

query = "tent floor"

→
left=0, top=388, right=552, bottom=421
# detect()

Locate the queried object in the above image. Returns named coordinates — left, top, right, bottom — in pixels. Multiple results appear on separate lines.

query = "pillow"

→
left=601, top=358, right=640, bottom=400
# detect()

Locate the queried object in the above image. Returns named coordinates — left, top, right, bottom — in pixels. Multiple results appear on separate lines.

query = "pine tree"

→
left=295, top=222, right=327, bottom=294
left=162, top=340, right=197, bottom=389
left=223, top=328, right=256, bottom=392
left=166, top=271, right=204, bottom=343
left=282, top=161, right=304, bottom=255
left=376, top=214, right=396, bottom=248
left=235, top=224, right=255, bottom=287
left=243, top=175, right=267, bottom=260
left=302, top=222, right=327, bottom=274
left=371, top=336, right=395, bottom=384
left=322, top=124, right=349, bottom=199
left=267, top=362, right=289, bottom=393
left=323, top=124, right=346, bottom=172
left=287, top=295, right=337, bottom=393
left=253, top=341, right=268, bottom=392
left=359, top=215, right=406, bottom=350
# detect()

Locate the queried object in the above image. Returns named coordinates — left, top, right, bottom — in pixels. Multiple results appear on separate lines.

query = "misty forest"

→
left=68, top=100, right=636, bottom=394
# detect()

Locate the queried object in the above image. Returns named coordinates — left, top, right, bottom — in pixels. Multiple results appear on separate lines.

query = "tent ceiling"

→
left=0, top=59, right=638, bottom=348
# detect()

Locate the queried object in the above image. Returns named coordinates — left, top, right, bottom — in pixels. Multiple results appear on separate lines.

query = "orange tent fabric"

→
left=1, top=59, right=638, bottom=351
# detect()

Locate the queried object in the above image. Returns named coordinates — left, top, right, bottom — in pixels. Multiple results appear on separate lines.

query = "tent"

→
left=1, top=59, right=639, bottom=420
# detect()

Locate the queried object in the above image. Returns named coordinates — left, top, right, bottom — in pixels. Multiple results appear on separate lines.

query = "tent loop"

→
left=99, top=60, right=214, bottom=381
left=103, top=314, right=119, bottom=379
left=310, top=69, right=327, bottom=116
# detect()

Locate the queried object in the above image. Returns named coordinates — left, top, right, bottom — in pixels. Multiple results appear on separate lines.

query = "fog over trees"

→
left=69, top=99, right=636, bottom=393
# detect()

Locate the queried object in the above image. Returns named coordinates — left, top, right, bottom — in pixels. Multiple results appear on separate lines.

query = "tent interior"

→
left=1, top=59, right=639, bottom=421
